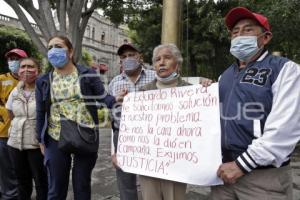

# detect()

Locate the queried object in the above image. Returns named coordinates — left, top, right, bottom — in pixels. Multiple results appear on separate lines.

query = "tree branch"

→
left=58, top=0, right=67, bottom=34
left=39, top=0, right=57, bottom=37
left=68, top=1, right=85, bottom=44
left=82, top=0, right=98, bottom=17
left=19, top=0, right=51, bottom=40
left=4, top=0, right=47, bottom=56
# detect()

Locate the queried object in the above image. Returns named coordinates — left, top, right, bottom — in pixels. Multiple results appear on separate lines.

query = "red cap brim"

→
left=5, top=48, right=28, bottom=58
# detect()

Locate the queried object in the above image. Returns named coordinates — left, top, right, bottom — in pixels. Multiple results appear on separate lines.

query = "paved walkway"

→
left=65, top=128, right=300, bottom=200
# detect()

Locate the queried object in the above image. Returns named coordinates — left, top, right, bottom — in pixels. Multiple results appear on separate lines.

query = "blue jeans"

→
left=116, top=168, right=138, bottom=200
left=0, top=138, right=18, bottom=200
left=44, top=137, right=98, bottom=200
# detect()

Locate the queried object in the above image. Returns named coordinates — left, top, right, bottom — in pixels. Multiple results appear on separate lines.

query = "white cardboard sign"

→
left=117, top=83, right=223, bottom=185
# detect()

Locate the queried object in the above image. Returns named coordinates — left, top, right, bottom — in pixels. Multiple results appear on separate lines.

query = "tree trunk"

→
left=3, top=0, right=97, bottom=62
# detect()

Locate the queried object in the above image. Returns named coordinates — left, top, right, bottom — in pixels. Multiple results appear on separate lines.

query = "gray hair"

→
left=152, top=43, right=183, bottom=66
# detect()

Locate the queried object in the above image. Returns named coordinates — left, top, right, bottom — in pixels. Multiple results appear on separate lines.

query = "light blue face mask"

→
left=47, top=47, right=69, bottom=68
left=8, top=60, right=20, bottom=73
left=122, top=57, right=140, bottom=72
left=230, top=35, right=263, bottom=62
left=156, top=71, right=178, bottom=83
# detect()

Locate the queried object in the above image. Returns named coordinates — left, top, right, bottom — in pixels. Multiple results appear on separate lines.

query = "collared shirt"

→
left=108, top=68, right=155, bottom=96
left=108, top=68, right=155, bottom=136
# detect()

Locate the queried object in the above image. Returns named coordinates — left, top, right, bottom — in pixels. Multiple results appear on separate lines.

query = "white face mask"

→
left=156, top=71, right=178, bottom=83
left=8, top=60, right=20, bottom=73
left=230, top=35, right=262, bottom=62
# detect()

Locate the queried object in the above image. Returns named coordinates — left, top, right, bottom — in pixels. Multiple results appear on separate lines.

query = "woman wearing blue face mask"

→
left=6, top=57, right=47, bottom=200
left=35, top=35, right=116, bottom=200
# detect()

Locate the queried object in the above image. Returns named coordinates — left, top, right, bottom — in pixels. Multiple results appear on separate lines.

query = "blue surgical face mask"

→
left=156, top=71, right=178, bottom=83
left=8, top=60, right=20, bottom=73
left=122, top=57, right=140, bottom=72
left=230, top=35, right=263, bottom=62
left=47, top=48, right=69, bottom=68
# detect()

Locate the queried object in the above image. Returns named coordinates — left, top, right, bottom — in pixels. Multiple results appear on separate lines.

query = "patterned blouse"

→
left=48, top=70, right=95, bottom=141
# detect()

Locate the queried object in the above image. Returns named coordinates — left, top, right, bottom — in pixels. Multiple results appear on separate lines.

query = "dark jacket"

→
left=35, top=65, right=116, bottom=145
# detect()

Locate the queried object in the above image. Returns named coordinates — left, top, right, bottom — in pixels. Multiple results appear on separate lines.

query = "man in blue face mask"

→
left=108, top=43, right=155, bottom=200
left=209, top=7, right=300, bottom=200
left=0, top=48, right=27, bottom=199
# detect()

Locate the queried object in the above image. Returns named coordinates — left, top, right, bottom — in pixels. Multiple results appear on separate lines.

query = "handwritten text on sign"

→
left=117, top=83, right=222, bottom=185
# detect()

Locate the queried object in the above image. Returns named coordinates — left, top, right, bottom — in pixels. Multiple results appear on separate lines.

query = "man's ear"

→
left=139, top=53, right=144, bottom=63
left=265, top=31, right=272, bottom=38
left=262, top=32, right=272, bottom=45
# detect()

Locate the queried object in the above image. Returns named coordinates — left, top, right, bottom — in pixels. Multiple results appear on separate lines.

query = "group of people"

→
left=110, top=6, right=300, bottom=200
left=109, top=42, right=190, bottom=200
left=0, top=6, right=299, bottom=200
left=0, top=48, right=47, bottom=200
left=0, top=35, right=116, bottom=200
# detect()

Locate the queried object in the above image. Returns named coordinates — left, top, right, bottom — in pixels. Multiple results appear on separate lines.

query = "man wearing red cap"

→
left=210, top=7, right=300, bottom=199
left=0, top=48, right=27, bottom=199
left=108, top=43, right=155, bottom=200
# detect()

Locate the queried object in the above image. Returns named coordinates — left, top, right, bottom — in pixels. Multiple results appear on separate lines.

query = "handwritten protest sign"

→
left=117, top=83, right=222, bottom=185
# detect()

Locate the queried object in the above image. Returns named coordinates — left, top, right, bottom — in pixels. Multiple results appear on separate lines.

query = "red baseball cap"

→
left=225, top=7, right=271, bottom=31
left=5, top=48, right=28, bottom=58
left=117, top=43, right=140, bottom=55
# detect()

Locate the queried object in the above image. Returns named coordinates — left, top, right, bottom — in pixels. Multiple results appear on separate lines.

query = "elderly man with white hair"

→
left=139, top=43, right=191, bottom=200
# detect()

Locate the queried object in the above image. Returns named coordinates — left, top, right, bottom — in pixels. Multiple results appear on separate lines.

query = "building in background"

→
left=82, top=12, right=130, bottom=83
left=0, top=11, right=130, bottom=84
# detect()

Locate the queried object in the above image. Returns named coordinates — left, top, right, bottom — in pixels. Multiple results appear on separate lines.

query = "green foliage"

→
left=126, top=0, right=300, bottom=80
left=99, top=0, right=124, bottom=26
left=80, top=48, right=93, bottom=67
left=181, top=0, right=233, bottom=78
left=0, top=26, right=42, bottom=73
left=127, top=3, right=162, bottom=64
